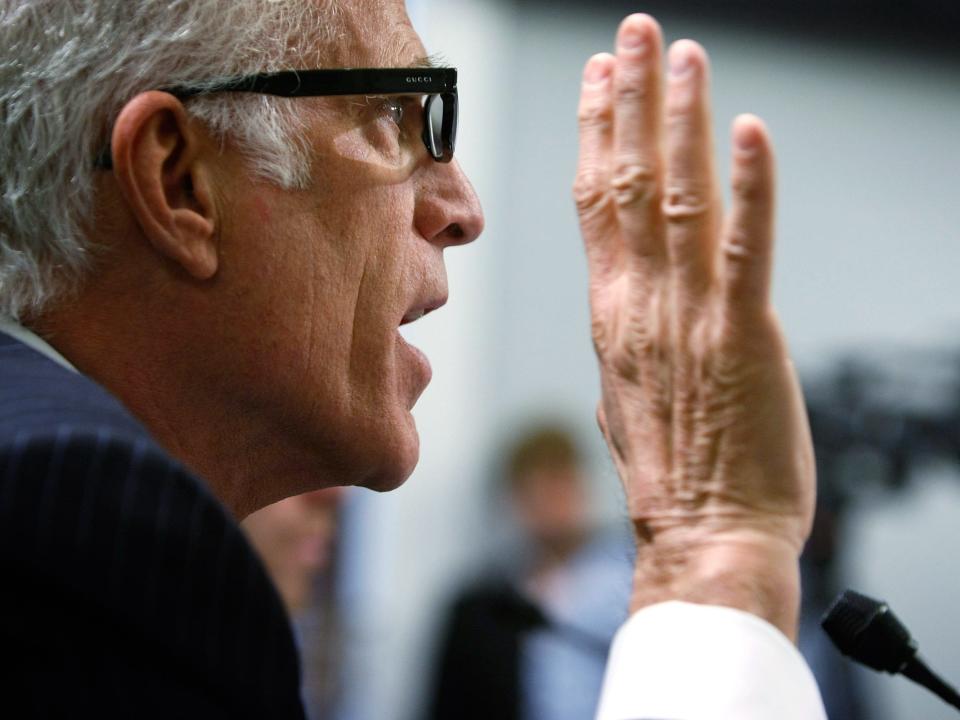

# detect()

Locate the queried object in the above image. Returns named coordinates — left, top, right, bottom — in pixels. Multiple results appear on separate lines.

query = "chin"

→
left=360, top=448, right=419, bottom=492
left=354, top=417, right=421, bottom=493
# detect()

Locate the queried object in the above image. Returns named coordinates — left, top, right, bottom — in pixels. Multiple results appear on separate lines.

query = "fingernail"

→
left=735, top=119, right=760, bottom=150
left=584, top=56, right=611, bottom=84
left=619, top=22, right=646, bottom=52
left=735, top=129, right=756, bottom=150
left=669, top=42, right=694, bottom=75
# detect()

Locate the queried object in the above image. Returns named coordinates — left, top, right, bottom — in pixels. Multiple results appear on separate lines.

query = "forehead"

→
left=321, top=0, right=428, bottom=68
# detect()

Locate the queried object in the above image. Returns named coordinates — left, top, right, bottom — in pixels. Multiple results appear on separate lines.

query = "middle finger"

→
left=612, top=14, right=666, bottom=268
left=663, top=40, right=720, bottom=296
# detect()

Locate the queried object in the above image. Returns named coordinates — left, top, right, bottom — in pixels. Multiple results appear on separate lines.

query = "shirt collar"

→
left=0, top=316, right=79, bottom=374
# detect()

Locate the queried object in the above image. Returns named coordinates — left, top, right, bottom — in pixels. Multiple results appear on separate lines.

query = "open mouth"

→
left=400, top=298, right=446, bottom=327
left=396, top=295, right=446, bottom=395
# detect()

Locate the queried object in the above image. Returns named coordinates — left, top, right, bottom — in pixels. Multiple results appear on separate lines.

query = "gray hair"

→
left=0, top=0, right=337, bottom=319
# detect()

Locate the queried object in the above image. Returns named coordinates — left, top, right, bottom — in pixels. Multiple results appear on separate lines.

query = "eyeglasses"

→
left=96, top=67, right=458, bottom=168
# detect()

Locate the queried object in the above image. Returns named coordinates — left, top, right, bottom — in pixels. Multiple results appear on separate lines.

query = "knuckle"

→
left=577, top=98, right=612, bottom=128
left=721, top=233, right=760, bottom=285
left=608, top=326, right=658, bottom=381
left=611, top=346, right=640, bottom=381
left=723, top=228, right=754, bottom=261
left=590, top=316, right=615, bottom=359
left=662, top=182, right=711, bottom=223
left=611, top=160, right=658, bottom=209
left=590, top=318, right=606, bottom=352
left=573, top=169, right=610, bottom=214
left=731, top=172, right=764, bottom=203
left=614, top=73, right=652, bottom=105
left=596, top=404, right=607, bottom=435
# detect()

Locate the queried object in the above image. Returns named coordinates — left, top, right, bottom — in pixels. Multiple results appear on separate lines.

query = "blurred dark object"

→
left=425, top=580, right=526, bottom=720
left=798, top=347, right=960, bottom=719
left=823, top=589, right=960, bottom=713
left=807, top=351, right=960, bottom=508
left=801, top=347, right=960, bottom=599
left=540, top=0, right=960, bottom=60
left=822, top=590, right=918, bottom=674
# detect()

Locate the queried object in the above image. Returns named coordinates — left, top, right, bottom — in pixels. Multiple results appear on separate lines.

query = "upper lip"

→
left=400, top=294, right=448, bottom=326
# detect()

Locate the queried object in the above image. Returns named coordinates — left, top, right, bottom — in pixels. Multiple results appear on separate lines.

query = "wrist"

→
left=629, top=528, right=802, bottom=641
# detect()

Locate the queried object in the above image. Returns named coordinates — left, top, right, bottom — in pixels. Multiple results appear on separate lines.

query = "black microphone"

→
left=822, top=589, right=960, bottom=713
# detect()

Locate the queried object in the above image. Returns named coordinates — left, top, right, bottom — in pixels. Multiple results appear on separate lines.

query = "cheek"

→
left=251, top=195, right=272, bottom=225
left=342, top=218, right=416, bottom=357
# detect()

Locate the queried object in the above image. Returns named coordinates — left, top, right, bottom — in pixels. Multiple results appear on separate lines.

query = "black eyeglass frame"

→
left=96, top=67, right=458, bottom=167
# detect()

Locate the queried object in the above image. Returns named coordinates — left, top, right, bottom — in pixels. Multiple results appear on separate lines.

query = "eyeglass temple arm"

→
left=167, top=68, right=456, bottom=99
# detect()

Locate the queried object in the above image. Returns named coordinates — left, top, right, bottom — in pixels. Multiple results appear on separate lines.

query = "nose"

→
left=415, top=159, right=485, bottom=249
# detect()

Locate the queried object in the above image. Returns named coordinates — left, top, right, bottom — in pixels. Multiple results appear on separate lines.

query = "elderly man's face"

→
left=209, top=0, right=483, bottom=494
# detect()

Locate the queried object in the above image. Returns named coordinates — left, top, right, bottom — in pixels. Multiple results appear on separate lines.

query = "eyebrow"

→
left=409, top=53, right=446, bottom=69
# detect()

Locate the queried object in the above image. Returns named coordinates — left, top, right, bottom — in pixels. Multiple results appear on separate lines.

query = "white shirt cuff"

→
left=595, top=601, right=827, bottom=720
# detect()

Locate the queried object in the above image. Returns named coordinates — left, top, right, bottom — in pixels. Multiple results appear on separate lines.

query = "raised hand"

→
left=574, top=14, right=815, bottom=638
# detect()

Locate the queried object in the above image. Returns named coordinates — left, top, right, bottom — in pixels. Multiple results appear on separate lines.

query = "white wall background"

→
left=338, top=2, right=960, bottom=719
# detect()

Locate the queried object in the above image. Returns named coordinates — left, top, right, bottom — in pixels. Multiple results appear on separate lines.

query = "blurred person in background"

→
left=244, top=489, right=346, bottom=720
left=425, top=425, right=632, bottom=720
left=243, top=489, right=343, bottom=615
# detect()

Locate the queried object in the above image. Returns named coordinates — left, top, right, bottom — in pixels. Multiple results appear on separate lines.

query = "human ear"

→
left=110, top=91, right=219, bottom=280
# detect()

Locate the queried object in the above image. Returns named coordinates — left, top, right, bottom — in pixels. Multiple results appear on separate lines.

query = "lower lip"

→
left=397, top=331, right=433, bottom=393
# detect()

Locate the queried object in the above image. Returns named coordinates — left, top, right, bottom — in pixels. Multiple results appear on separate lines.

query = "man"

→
left=2, top=1, right=478, bottom=716
left=0, top=1, right=824, bottom=718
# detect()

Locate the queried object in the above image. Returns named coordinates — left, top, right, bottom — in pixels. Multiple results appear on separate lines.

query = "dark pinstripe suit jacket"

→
left=0, top=332, right=306, bottom=719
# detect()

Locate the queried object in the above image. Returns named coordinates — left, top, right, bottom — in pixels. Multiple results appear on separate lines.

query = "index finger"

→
left=574, top=53, right=618, bottom=282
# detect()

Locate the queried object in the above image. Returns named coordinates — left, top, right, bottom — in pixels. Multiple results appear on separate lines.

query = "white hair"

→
left=0, top=0, right=338, bottom=319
